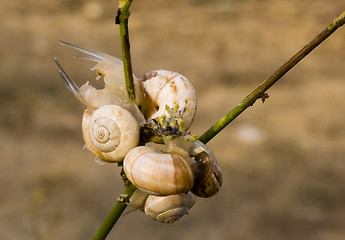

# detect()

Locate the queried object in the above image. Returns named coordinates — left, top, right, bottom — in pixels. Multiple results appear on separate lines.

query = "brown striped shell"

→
left=123, top=145, right=194, bottom=196
left=189, top=140, right=222, bottom=198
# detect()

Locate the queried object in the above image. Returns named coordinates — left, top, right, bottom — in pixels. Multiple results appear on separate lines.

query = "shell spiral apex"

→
left=82, top=105, right=140, bottom=163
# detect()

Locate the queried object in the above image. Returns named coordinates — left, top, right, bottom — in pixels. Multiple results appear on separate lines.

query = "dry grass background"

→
left=1, top=0, right=345, bottom=239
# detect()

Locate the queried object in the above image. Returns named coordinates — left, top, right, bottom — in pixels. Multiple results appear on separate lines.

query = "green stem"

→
left=92, top=10, right=345, bottom=240
left=92, top=183, right=137, bottom=240
left=116, top=0, right=135, bottom=101
left=199, top=11, right=345, bottom=144
left=92, top=2, right=137, bottom=239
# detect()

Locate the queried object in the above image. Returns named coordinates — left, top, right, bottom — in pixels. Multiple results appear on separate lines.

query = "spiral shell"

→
left=82, top=105, right=140, bottom=162
left=140, top=70, right=196, bottom=130
left=123, top=145, right=194, bottom=195
left=189, top=140, right=222, bottom=198
left=144, top=192, right=196, bottom=223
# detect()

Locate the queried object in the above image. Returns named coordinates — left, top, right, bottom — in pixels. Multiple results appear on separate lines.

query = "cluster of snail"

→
left=54, top=41, right=222, bottom=223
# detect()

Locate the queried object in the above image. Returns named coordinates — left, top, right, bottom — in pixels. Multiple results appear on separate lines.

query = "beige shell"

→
left=140, top=70, right=196, bottom=130
left=189, top=140, right=222, bottom=198
left=82, top=105, right=140, bottom=162
left=144, top=192, right=196, bottom=223
left=123, top=146, right=194, bottom=195
left=127, top=189, right=149, bottom=212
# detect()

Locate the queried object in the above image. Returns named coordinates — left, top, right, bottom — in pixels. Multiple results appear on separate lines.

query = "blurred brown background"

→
left=1, top=0, right=345, bottom=239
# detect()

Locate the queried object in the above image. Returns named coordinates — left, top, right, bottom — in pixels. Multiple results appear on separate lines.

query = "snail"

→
left=123, top=145, right=194, bottom=195
left=189, top=140, right=223, bottom=198
left=144, top=192, right=196, bottom=223
left=54, top=42, right=146, bottom=162
left=54, top=42, right=221, bottom=224
left=127, top=189, right=196, bottom=223
left=140, top=70, right=196, bottom=130
left=54, top=42, right=197, bottom=129
left=82, top=104, right=140, bottom=162
left=54, top=41, right=146, bottom=125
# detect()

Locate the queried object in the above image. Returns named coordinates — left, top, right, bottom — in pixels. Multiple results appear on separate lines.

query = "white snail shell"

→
left=144, top=192, right=196, bottom=223
left=82, top=105, right=140, bottom=162
left=123, top=146, right=194, bottom=195
left=140, top=70, right=196, bottom=130
left=189, top=140, right=223, bottom=198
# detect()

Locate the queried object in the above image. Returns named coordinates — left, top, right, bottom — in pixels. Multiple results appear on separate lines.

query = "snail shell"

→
left=189, top=140, right=222, bottom=198
left=82, top=105, right=140, bottom=162
left=144, top=192, right=196, bottom=223
left=123, top=146, right=194, bottom=195
left=140, top=70, right=196, bottom=130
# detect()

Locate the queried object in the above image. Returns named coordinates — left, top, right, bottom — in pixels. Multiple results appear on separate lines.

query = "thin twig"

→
left=92, top=183, right=137, bottom=240
left=198, top=11, right=345, bottom=144
left=92, top=10, right=345, bottom=240
left=116, top=0, right=135, bottom=101
left=92, top=1, right=136, bottom=240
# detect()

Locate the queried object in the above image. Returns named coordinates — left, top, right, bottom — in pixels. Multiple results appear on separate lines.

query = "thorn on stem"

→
left=115, top=9, right=121, bottom=24
left=117, top=194, right=129, bottom=203
left=260, top=92, right=269, bottom=103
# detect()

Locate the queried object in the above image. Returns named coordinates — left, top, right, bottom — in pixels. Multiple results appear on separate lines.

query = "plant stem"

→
left=116, top=0, right=135, bottom=101
left=92, top=183, right=137, bottom=240
left=198, top=11, right=345, bottom=144
left=93, top=10, right=345, bottom=240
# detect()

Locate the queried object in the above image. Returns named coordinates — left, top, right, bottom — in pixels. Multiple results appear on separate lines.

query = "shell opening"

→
left=156, top=208, right=189, bottom=223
